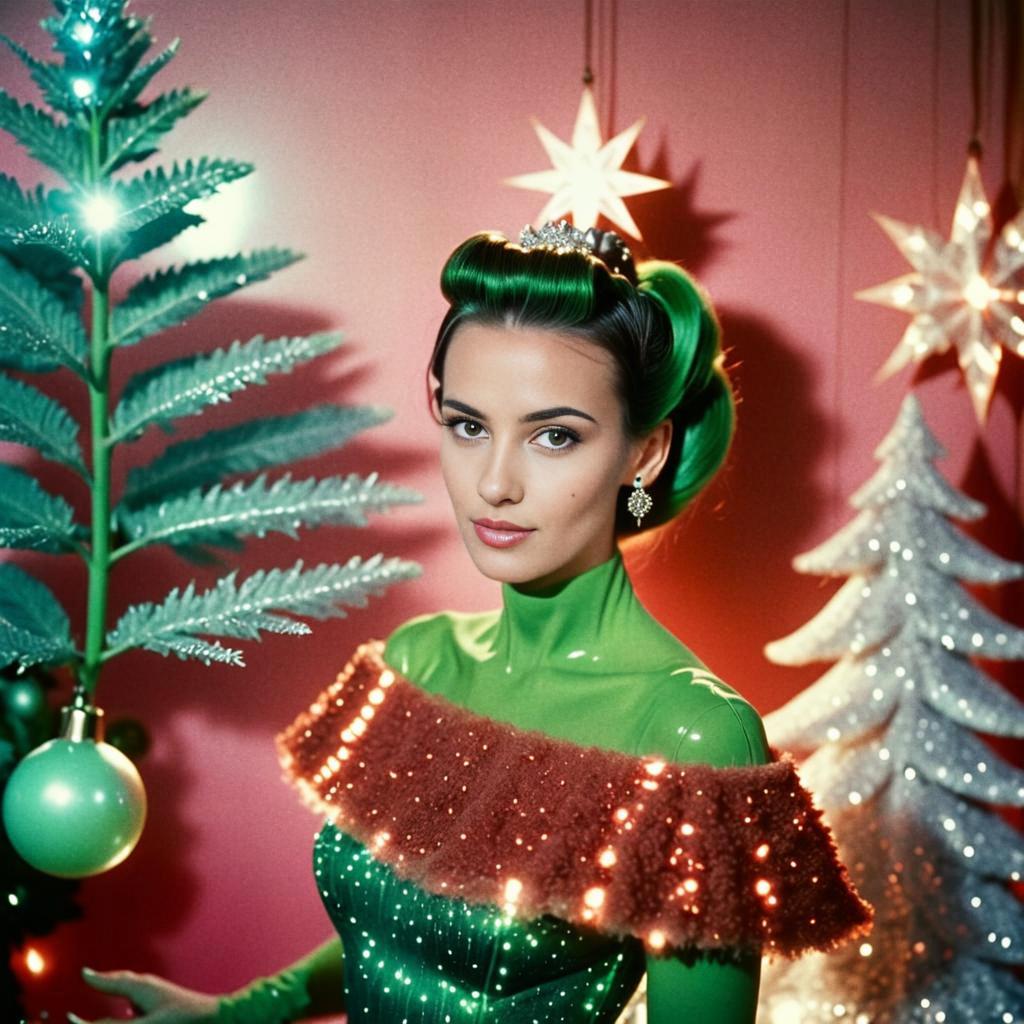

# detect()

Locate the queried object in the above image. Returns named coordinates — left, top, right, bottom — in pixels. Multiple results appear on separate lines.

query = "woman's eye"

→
left=449, top=418, right=486, bottom=440
left=535, top=427, right=579, bottom=450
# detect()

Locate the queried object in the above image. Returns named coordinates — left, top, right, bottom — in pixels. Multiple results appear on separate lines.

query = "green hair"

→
left=428, top=231, right=735, bottom=531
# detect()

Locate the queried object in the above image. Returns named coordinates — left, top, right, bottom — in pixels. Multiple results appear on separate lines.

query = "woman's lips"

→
left=472, top=519, right=536, bottom=549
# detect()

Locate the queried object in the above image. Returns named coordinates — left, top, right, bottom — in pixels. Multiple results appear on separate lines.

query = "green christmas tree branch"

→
left=0, top=5, right=425, bottom=1010
left=0, top=0, right=422, bottom=699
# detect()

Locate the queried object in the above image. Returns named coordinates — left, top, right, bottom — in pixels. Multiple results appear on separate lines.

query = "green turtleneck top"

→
left=219, top=550, right=771, bottom=1024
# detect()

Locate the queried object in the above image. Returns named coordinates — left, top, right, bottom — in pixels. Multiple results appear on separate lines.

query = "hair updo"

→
left=426, top=230, right=735, bottom=534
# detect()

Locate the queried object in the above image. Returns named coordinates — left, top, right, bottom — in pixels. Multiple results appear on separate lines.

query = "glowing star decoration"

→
left=855, top=155, right=1024, bottom=424
left=503, top=86, right=671, bottom=241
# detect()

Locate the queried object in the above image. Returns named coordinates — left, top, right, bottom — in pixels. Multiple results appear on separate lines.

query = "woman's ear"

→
left=429, top=385, right=443, bottom=423
left=624, top=419, right=673, bottom=487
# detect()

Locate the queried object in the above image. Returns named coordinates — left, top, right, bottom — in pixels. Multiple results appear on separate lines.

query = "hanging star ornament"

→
left=855, top=155, right=1024, bottom=424
left=503, top=85, right=671, bottom=241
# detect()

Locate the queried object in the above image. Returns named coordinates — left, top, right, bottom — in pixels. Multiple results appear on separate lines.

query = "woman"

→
left=76, top=222, right=871, bottom=1024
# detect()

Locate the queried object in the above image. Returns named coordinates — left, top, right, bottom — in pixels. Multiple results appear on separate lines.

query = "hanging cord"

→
left=831, top=0, right=851, bottom=527
left=1004, top=0, right=1024, bottom=204
left=583, top=0, right=594, bottom=85
left=602, top=0, right=619, bottom=151
left=969, top=0, right=981, bottom=156
left=969, top=0, right=993, bottom=157
left=931, top=0, right=943, bottom=227
left=1002, top=0, right=1024, bottom=533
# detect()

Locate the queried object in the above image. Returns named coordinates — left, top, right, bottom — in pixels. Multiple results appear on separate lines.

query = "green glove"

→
left=215, top=964, right=313, bottom=1024
left=214, top=935, right=344, bottom=1024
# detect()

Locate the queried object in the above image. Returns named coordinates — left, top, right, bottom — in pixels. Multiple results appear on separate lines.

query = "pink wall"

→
left=0, top=1, right=1019, bottom=1019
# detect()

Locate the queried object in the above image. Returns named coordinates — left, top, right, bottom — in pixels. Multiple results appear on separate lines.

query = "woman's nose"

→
left=477, top=441, right=523, bottom=505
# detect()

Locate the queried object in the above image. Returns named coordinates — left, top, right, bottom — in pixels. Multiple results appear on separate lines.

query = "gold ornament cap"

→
left=59, top=689, right=105, bottom=743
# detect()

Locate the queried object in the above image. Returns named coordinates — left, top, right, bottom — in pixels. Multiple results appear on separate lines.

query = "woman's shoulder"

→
left=381, top=608, right=496, bottom=676
left=378, top=611, right=772, bottom=769
left=636, top=664, right=773, bottom=769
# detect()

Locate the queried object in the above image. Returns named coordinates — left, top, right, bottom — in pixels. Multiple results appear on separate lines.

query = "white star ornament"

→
left=855, top=155, right=1024, bottom=424
left=503, top=86, right=671, bottom=241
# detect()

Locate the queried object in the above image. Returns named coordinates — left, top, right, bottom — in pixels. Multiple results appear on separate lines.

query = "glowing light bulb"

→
left=963, top=274, right=993, bottom=310
left=769, top=997, right=806, bottom=1024
left=892, top=283, right=916, bottom=305
left=80, top=193, right=120, bottom=233
left=24, top=947, right=46, bottom=975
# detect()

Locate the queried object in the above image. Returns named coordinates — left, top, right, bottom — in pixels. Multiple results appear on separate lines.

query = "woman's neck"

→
left=487, top=549, right=645, bottom=673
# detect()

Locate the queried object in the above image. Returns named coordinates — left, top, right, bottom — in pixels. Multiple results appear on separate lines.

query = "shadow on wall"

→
left=615, top=142, right=836, bottom=717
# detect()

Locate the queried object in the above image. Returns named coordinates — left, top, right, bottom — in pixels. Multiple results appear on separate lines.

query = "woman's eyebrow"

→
left=522, top=406, right=597, bottom=424
left=443, top=398, right=597, bottom=424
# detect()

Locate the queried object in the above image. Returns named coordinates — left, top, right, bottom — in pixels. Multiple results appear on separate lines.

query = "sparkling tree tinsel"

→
left=757, top=393, right=1024, bottom=1024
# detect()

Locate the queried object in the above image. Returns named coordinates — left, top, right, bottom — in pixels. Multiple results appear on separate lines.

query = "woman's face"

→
left=436, top=320, right=639, bottom=591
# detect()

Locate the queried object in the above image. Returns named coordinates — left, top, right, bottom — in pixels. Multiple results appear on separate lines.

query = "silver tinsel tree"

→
left=756, top=393, right=1024, bottom=1024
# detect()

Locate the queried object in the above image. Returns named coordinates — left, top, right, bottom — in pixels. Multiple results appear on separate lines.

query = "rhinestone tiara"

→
left=518, top=220, right=636, bottom=283
left=519, top=219, right=594, bottom=256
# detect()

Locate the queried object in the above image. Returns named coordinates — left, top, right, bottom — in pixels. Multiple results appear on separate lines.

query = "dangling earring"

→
left=626, top=474, right=652, bottom=528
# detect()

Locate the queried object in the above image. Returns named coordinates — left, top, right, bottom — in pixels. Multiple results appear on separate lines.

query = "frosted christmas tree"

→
left=756, top=393, right=1024, bottom=1024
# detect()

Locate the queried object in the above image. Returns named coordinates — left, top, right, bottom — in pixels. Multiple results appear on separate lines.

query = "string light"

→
left=70, top=78, right=95, bottom=100
left=24, top=946, right=46, bottom=975
left=79, top=191, right=121, bottom=234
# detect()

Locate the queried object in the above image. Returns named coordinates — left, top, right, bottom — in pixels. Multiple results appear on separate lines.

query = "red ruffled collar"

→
left=276, top=640, right=872, bottom=961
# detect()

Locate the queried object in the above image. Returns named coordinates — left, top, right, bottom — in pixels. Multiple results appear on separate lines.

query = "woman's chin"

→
left=462, top=539, right=544, bottom=585
left=468, top=553, right=537, bottom=585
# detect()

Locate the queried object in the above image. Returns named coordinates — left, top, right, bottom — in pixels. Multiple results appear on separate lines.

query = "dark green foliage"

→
left=0, top=667, right=82, bottom=1022
left=0, top=564, right=78, bottom=672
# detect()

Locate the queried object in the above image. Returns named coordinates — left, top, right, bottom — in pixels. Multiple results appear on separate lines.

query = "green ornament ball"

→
left=1, top=737, right=147, bottom=878
left=3, top=678, right=47, bottom=721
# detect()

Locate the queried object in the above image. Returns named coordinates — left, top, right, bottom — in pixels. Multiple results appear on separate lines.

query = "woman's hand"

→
left=68, top=966, right=220, bottom=1023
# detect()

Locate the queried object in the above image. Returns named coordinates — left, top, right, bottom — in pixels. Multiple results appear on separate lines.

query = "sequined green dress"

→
left=221, top=550, right=774, bottom=1024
